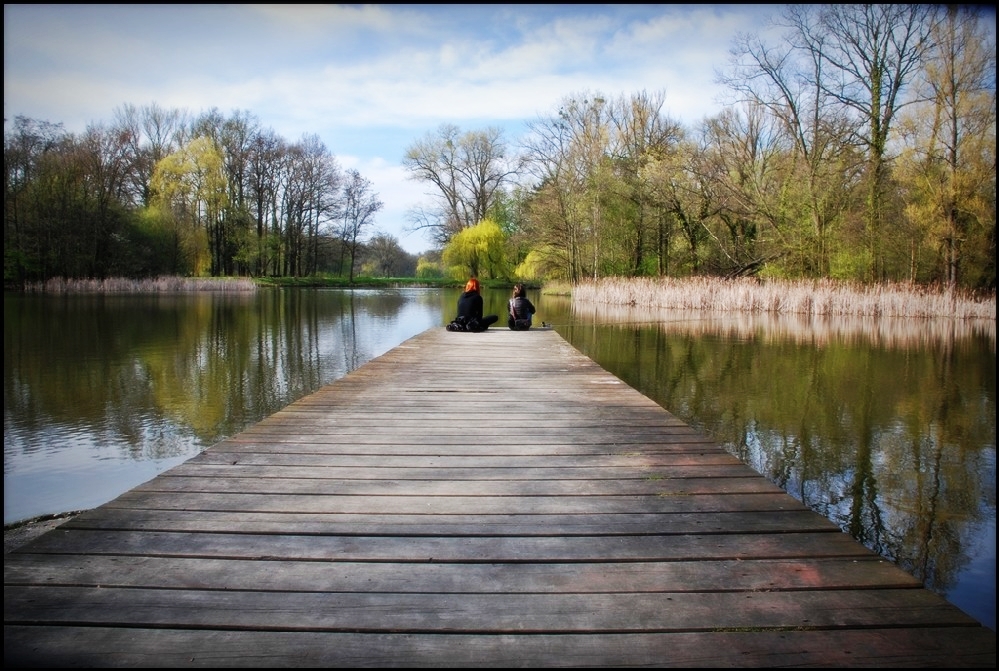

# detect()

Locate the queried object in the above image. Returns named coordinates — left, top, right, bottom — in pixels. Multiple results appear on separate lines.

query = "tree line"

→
left=4, top=105, right=416, bottom=286
left=5, top=5, right=995, bottom=291
left=409, top=5, right=995, bottom=291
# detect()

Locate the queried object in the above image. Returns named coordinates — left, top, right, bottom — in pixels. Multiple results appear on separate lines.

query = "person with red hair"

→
left=446, top=277, right=498, bottom=332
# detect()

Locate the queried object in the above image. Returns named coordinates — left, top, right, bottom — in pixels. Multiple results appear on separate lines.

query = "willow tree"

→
left=441, top=218, right=507, bottom=280
left=150, top=136, right=228, bottom=276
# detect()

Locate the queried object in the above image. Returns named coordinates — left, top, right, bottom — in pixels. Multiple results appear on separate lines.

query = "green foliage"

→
left=829, top=248, right=874, bottom=283
left=512, top=249, right=547, bottom=281
left=231, top=224, right=265, bottom=276
left=150, top=137, right=229, bottom=277
left=4, top=246, right=39, bottom=286
left=416, top=257, right=445, bottom=279
left=441, top=218, right=508, bottom=279
left=253, top=275, right=460, bottom=289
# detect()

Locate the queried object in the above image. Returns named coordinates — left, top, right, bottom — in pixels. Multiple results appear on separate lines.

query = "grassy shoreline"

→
left=18, top=276, right=514, bottom=292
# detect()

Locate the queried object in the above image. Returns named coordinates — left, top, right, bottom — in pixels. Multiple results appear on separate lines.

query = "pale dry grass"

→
left=572, top=277, right=995, bottom=321
left=570, top=277, right=996, bottom=350
left=24, top=276, right=258, bottom=293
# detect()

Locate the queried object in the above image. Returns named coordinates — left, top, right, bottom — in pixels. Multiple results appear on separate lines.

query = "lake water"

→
left=3, top=286, right=995, bottom=631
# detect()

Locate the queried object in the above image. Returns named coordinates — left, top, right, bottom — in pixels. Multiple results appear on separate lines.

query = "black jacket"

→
left=457, top=290, right=484, bottom=320
left=509, top=296, right=535, bottom=320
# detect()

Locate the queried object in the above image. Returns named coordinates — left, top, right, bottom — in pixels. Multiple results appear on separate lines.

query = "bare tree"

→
left=246, top=128, right=284, bottom=276
left=722, top=23, right=862, bottom=276
left=111, top=102, right=187, bottom=208
left=363, top=233, right=411, bottom=277
left=338, top=169, right=383, bottom=281
left=403, top=124, right=518, bottom=247
left=285, top=134, right=342, bottom=277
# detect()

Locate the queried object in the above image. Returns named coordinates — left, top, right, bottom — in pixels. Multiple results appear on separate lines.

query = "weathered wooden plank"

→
left=130, top=475, right=783, bottom=496
left=5, top=626, right=993, bottom=668
left=156, top=464, right=766, bottom=481
left=216, top=438, right=724, bottom=451
left=99, top=491, right=806, bottom=514
left=224, top=433, right=715, bottom=446
left=4, top=555, right=920, bottom=592
left=3, top=586, right=980, bottom=630
left=53, top=507, right=831, bottom=535
left=188, top=452, right=745, bottom=467
left=13, top=529, right=875, bottom=560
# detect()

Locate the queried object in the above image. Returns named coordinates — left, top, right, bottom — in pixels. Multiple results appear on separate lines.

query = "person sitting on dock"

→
left=447, top=277, right=498, bottom=332
left=507, top=283, right=536, bottom=330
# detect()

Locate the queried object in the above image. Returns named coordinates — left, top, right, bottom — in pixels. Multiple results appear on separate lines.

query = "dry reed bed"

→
left=573, top=277, right=996, bottom=321
left=25, top=276, right=258, bottom=293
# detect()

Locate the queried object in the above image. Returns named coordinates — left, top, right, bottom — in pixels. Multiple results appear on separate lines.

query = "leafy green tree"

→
left=150, top=136, right=228, bottom=276
left=607, top=89, right=684, bottom=276
left=361, top=233, right=411, bottom=277
left=118, top=205, right=180, bottom=276
left=4, top=117, right=64, bottom=283
left=512, top=248, right=552, bottom=282
left=783, top=4, right=937, bottom=281
left=523, top=93, right=613, bottom=282
left=441, top=218, right=507, bottom=279
left=416, top=256, right=445, bottom=279
left=638, top=135, right=714, bottom=277
left=896, top=5, right=996, bottom=290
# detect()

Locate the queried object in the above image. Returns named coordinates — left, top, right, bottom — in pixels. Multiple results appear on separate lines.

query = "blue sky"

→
left=5, top=4, right=780, bottom=254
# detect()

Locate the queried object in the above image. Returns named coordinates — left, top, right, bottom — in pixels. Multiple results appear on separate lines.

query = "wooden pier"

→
left=4, top=328, right=995, bottom=667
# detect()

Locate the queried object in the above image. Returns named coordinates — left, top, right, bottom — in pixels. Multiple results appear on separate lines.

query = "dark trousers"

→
left=468, top=315, right=499, bottom=332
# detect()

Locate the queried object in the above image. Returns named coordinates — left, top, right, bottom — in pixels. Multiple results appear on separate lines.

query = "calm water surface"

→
left=4, top=287, right=995, bottom=630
